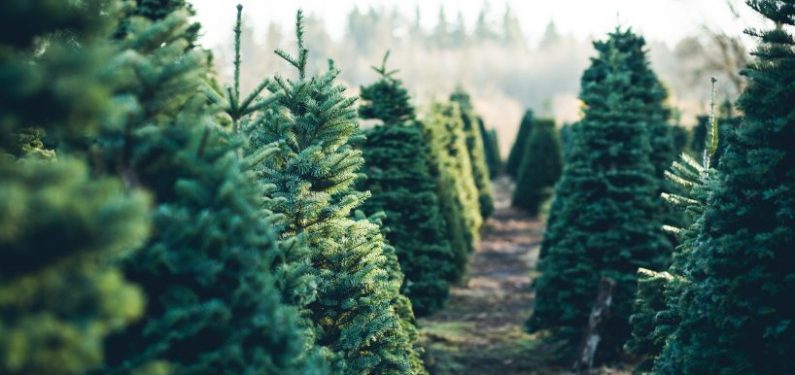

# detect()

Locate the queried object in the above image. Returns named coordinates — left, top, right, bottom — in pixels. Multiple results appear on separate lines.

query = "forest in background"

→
left=212, top=1, right=750, bottom=155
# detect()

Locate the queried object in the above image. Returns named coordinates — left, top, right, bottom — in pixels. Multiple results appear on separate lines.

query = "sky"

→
left=191, top=0, right=762, bottom=48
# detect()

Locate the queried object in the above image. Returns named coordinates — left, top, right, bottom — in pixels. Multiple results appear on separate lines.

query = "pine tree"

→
left=511, top=119, right=563, bottom=215
left=421, top=103, right=483, bottom=281
left=527, top=28, right=672, bottom=362
left=479, top=119, right=502, bottom=178
left=245, top=12, right=426, bottom=374
left=506, top=110, right=534, bottom=178
left=451, top=88, right=494, bottom=219
left=97, top=7, right=321, bottom=374
left=357, top=53, right=456, bottom=316
left=626, top=79, right=723, bottom=371
left=654, top=2, right=795, bottom=373
left=0, top=2, right=150, bottom=374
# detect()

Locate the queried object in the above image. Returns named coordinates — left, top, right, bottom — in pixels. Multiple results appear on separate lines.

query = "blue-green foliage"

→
left=244, top=12, right=426, bottom=374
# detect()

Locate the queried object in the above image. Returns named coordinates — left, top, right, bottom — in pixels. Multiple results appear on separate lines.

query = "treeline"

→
left=0, top=1, right=498, bottom=374
left=514, top=1, right=795, bottom=373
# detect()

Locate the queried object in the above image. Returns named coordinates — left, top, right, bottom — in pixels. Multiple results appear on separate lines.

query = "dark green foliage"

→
left=246, top=13, right=425, bottom=374
left=98, top=8, right=320, bottom=375
left=671, top=125, right=690, bottom=154
left=626, top=152, right=716, bottom=372
left=690, top=114, right=740, bottom=167
left=358, top=55, right=456, bottom=317
left=654, top=2, right=795, bottom=373
left=559, top=123, right=575, bottom=158
left=451, top=88, right=495, bottom=219
left=421, top=103, right=483, bottom=281
left=480, top=119, right=502, bottom=178
left=527, top=28, right=673, bottom=363
left=506, top=110, right=534, bottom=177
left=0, top=3, right=150, bottom=374
left=511, top=119, right=563, bottom=215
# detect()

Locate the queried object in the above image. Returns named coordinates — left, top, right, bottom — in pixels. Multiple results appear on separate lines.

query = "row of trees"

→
left=0, top=1, right=497, bottom=374
left=522, top=1, right=794, bottom=373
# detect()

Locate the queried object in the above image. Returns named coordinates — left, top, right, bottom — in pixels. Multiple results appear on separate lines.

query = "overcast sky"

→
left=191, top=0, right=764, bottom=48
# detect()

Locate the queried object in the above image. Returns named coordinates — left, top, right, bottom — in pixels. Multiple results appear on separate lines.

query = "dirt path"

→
left=419, top=177, right=565, bottom=375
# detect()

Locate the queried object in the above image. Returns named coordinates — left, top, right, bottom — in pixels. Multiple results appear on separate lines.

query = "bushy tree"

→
left=244, top=12, right=425, bottom=374
left=690, top=113, right=740, bottom=167
left=626, top=79, right=723, bottom=371
left=527, top=28, right=672, bottom=363
left=356, top=53, right=456, bottom=316
left=0, top=3, right=151, bottom=375
left=421, top=103, right=483, bottom=282
left=511, top=119, right=563, bottom=215
left=653, top=2, right=795, bottom=373
left=451, top=88, right=494, bottom=218
left=480, top=119, right=502, bottom=178
left=96, top=6, right=321, bottom=374
left=506, top=110, right=534, bottom=177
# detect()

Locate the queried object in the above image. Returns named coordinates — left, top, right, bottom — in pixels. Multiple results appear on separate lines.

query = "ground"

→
left=418, top=177, right=631, bottom=375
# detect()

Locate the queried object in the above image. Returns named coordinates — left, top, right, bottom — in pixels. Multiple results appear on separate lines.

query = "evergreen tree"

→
left=451, top=88, right=494, bottom=219
left=506, top=110, right=534, bottom=177
left=479, top=119, right=502, bottom=178
left=690, top=113, right=740, bottom=167
left=97, top=7, right=320, bottom=374
left=421, top=103, right=483, bottom=281
left=245, top=12, right=425, bottom=374
left=511, top=119, right=563, bottom=215
left=0, top=2, right=150, bottom=374
left=356, top=52, right=456, bottom=316
left=654, top=2, right=795, bottom=373
left=527, top=28, right=672, bottom=363
left=626, top=78, right=725, bottom=372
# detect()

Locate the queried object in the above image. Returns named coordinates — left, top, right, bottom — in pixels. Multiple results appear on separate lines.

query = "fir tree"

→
left=654, top=2, right=795, bottom=373
left=479, top=119, right=502, bottom=178
left=245, top=12, right=426, bottom=374
left=511, top=119, right=563, bottom=215
left=0, top=2, right=150, bottom=374
left=421, top=103, right=483, bottom=281
left=626, top=79, right=723, bottom=371
left=506, top=110, right=534, bottom=177
left=357, top=52, right=456, bottom=316
left=527, top=28, right=672, bottom=362
left=451, top=88, right=494, bottom=219
left=98, top=7, right=321, bottom=374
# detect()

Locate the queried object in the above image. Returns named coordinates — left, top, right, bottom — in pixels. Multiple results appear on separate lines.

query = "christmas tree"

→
left=654, top=2, right=795, bottom=373
left=527, top=28, right=672, bottom=362
left=0, top=2, right=149, bottom=374
left=357, top=52, right=456, bottom=316
left=98, top=6, right=322, bottom=374
left=245, top=12, right=425, bottom=374
left=422, top=102, right=483, bottom=281
left=511, top=119, right=563, bottom=215
left=451, top=88, right=494, bottom=219
left=480, top=119, right=502, bottom=178
left=506, top=110, right=534, bottom=177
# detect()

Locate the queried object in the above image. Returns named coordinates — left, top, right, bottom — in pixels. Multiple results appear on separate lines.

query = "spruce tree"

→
left=97, top=7, right=321, bottom=374
left=506, top=110, right=534, bottom=178
left=451, top=88, right=495, bottom=219
left=626, top=79, right=723, bottom=371
left=357, top=53, right=456, bottom=316
left=421, top=103, right=483, bottom=281
left=245, top=12, right=425, bottom=374
left=512, top=119, right=563, bottom=215
left=0, top=2, right=150, bottom=374
left=654, top=2, right=795, bottom=373
left=480, top=119, right=502, bottom=178
left=527, top=28, right=672, bottom=362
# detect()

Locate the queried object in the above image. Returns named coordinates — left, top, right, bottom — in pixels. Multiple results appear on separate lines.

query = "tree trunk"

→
left=572, top=277, right=617, bottom=374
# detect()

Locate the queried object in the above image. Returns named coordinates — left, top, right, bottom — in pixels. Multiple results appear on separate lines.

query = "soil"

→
left=418, top=177, right=629, bottom=375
